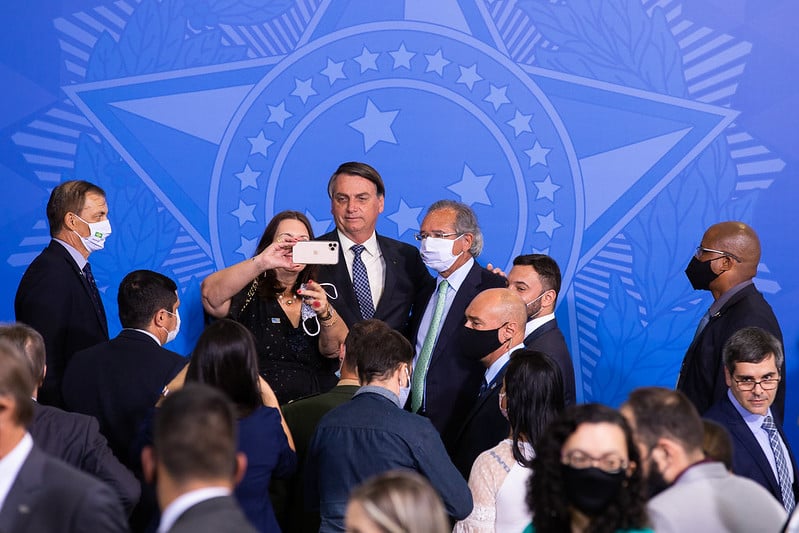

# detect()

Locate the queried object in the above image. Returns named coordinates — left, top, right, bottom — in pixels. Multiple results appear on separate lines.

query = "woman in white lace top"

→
left=454, top=349, right=565, bottom=533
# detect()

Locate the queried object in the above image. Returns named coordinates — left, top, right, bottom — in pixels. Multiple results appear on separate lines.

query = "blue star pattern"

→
left=447, top=164, right=493, bottom=207
left=348, top=99, right=400, bottom=152
left=388, top=199, right=424, bottom=237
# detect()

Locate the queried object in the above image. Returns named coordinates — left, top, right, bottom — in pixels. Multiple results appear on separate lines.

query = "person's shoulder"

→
left=474, top=262, right=507, bottom=287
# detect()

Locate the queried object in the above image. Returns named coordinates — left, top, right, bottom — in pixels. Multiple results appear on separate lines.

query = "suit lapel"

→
left=722, top=398, right=782, bottom=495
left=524, top=318, right=558, bottom=344
left=429, top=262, right=481, bottom=364
left=373, top=235, right=397, bottom=318
left=454, top=367, right=506, bottom=444
left=0, top=447, right=45, bottom=532
left=50, top=241, right=107, bottom=333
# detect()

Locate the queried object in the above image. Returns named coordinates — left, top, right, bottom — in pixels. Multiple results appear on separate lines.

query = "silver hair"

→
left=426, top=199, right=483, bottom=256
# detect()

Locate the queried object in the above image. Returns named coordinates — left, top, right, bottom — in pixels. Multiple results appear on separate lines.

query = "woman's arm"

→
left=258, top=375, right=296, bottom=451
left=200, top=241, right=294, bottom=318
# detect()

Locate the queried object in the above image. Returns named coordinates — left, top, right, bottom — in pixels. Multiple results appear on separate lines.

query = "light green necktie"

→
left=411, top=279, right=449, bottom=412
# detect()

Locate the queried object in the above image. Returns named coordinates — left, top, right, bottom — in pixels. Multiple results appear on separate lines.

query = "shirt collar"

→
left=485, top=342, right=524, bottom=386
left=354, top=384, right=400, bottom=407
left=337, top=230, right=379, bottom=257
left=126, top=328, right=162, bottom=346
left=437, top=257, right=474, bottom=291
left=157, top=487, right=231, bottom=533
left=53, top=238, right=88, bottom=270
left=524, top=312, right=556, bottom=338
left=710, top=279, right=753, bottom=315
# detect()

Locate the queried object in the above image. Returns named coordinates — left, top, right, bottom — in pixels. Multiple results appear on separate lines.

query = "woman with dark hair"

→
left=201, top=210, right=348, bottom=403
left=186, top=319, right=296, bottom=533
left=454, top=349, right=564, bottom=533
left=525, top=403, right=651, bottom=533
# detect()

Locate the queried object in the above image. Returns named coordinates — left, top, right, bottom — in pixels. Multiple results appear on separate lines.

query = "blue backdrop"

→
left=1, top=0, right=796, bottom=447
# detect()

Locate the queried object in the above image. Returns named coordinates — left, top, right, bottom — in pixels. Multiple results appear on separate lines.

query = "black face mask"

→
left=562, top=465, right=626, bottom=515
left=684, top=256, right=720, bottom=291
left=458, top=323, right=507, bottom=362
left=644, top=456, right=670, bottom=499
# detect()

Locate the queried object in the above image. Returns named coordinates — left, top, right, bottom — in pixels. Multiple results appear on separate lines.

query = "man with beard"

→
left=506, top=254, right=575, bottom=406
left=621, top=387, right=785, bottom=532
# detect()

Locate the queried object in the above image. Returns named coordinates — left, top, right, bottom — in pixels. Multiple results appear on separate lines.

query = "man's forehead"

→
left=508, top=265, right=540, bottom=284
left=733, top=355, right=778, bottom=375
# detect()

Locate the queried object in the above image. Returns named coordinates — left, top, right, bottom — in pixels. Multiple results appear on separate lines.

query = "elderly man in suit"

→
left=677, top=221, right=784, bottom=421
left=705, top=327, right=797, bottom=513
left=408, top=200, right=506, bottom=445
left=449, top=288, right=528, bottom=479
left=0, top=322, right=139, bottom=516
left=622, top=387, right=786, bottom=532
left=507, top=253, right=576, bottom=406
left=62, top=269, right=186, bottom=469
left=15, top=180, right=112, bottom=407
left=141, top=384, right=256, bottom=533
left=0, top=339, right=128, bottom=533
left=316, top=161, right=433, bottom=333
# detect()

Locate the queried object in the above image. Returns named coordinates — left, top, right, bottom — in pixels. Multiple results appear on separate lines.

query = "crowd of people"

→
left=1, top=162, right=796, bottom=532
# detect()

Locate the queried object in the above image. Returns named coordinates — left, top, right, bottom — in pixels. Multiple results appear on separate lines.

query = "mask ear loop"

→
left=319, top=282, right=338, bottom=300
left=301, top=283, right=337, bottom=337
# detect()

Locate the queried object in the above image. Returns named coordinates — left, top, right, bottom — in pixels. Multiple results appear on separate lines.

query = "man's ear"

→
left=233, top=452, right=248, bottom=486
left=724, top=366, right=732, bottom=388
left=141, top=445, right=156, bottom=484
left=542, top=289, right=557, bottom=307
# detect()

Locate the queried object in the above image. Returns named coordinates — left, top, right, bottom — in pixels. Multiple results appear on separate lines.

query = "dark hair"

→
left=153, top=383, right=238, bottom=484
left=348, top=470, right=450, bottom=533
left=0, top=339, right=35, bottom=427
left=327, top=161, right=385, bottom=198
left=426, top=199, right=483, bottom=256
left=506, top=349, right=565, bottom=467
left=46, top=180, right=106, bottom=236
left=355, top=321, right=413, bottom=384
left=253, top=210, right=317, bottom=299
left=623, top=387, right=703, bottom=453
left=0, top=323, right=46, bottom=385
left=117, top=270, right=178, bottom=329
left=186, top=319, right=262, bottom=418
left=702, top=419, right=734, bottom=471
left=528, top=403, right=647, bottom=533
left=722, top=326, right=784, bottom=374
left=343, top=319, right=388, bottom=376
left=512, top=254, right=562, bottom=299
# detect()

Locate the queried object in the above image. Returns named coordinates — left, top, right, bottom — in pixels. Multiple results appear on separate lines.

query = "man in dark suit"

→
left=141, top=384, right=256, bottom=533
left=408, top=200, right=506, bottom=445
left=317, top=162, right=433, bottom=333
left=0, top=339, right=128, bottom=533
left=705, top=327, right=797, bottom=513
left=0, top=322, right=139, bottom=516
left=507, top=254, right=576, bottom=406
left=15, top=180, right=112, bottom=407
left=62, top=269, right=186, bottom=469
left=449, top=288, right=527, bottom=479
left=677, top=221, right=784, bottom=421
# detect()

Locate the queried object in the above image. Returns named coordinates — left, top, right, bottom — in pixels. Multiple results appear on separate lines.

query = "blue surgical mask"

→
left=397, top=365, right=411, bottom=407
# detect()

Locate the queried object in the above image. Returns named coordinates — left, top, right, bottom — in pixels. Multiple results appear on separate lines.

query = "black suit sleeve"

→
left=72, top=479, right=130, bottom=533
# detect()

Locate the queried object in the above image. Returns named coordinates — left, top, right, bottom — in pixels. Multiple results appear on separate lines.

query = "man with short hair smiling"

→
left=705, top=326, right=797, bottom=513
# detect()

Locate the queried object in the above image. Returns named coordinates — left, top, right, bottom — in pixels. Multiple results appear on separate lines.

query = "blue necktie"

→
left=350, top=244, right=375, bottom=320
left=82, top=263, right=107, bottom=331
left=762, top=415, right=796, bottom=513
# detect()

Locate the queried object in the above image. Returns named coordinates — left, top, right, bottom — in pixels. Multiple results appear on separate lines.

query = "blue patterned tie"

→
left=411, top=279, right=449, bottom=412
left=762, top=415, right=796, bottom=513
left=350, top=244, right=375, bottom=320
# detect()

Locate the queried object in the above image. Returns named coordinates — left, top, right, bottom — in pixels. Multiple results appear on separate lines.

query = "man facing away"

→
left=15, top=179, right=112, bottom=407
left=677, top=221, right=784, bottom=421
left=622, top=387, right=786, bottom=532
left=317, top=161, right=433, bottom=333
left=507, top=253, right=576, bottom=406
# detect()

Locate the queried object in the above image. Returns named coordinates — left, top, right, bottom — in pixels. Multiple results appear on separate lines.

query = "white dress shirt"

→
left=0, top=433, right=33, bottom=511
left=524, top=312, right=556, bottom=339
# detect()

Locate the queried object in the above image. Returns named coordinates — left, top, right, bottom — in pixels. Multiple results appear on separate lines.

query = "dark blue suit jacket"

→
left=677, top=283, right=784, bottom=422
left=15, top=240, right=109, bottom=407
left=0, top=444, right=128, bottom=533
left=316, top=231, right=433, bottom=334
left=704, top=394, right=799, bottom=506
left=29, top=401, right=140, bottom=516
left=408, top=261, right=507, bottom=445
left=524, top=318, right=576, bottom=406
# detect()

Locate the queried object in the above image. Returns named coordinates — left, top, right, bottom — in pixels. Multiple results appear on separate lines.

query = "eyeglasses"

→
left=414, top=231, right=462, bottom=241
left=694, top=246, right=742, bottom=263
left=733, top=376, right=780, bottom=392
left=561, top=450, right=629, bottom=474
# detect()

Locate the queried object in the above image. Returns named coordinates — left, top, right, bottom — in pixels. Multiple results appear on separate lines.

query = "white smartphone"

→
left=292, top=241, right=339, bottom=264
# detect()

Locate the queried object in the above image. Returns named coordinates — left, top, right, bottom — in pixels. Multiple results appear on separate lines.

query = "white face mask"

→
left=73, top=215, right=112, bottom=253
left=397, top=365, right=411, bottom=407
left=420, top=235, right=463, bottom=272
left=161, top=309, right=180, bottom=344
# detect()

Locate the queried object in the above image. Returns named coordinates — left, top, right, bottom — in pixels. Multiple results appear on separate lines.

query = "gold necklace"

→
left=277, top=291, right=295, bottom=306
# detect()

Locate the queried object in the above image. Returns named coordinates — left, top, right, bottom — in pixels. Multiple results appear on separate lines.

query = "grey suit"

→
left=166, top=496, right=257, bottom=533
left=0, top=444, right=129, bottom=533
left=647, top=461, right=786, bottom=533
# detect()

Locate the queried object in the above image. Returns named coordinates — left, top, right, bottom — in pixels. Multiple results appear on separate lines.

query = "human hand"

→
left=255, top=241, right=296, bottom=271
left=296, top=279, right=331, bottom=316
left=486, top=262, right=507, bottom=278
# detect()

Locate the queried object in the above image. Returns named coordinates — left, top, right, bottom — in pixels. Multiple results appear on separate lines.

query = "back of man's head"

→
left=723, top=326, right=783, bottom=375
left=355, top=321, right=413, bottom=384
left=118, top=269, right=178, bottom=329
left=0, top=323, right=46, bottom=388
left=0, top=339, right=35, bottom=430
left=343, top=319, right=388, bottom=377
left=624, top=387, right=704, bottom=454
left=153, top=383, right=238, bottom=486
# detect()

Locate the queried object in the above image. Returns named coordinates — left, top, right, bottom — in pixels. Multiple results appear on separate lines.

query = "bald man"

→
left=449, top=288, right=528, bottom=479
left=677, top=221, right=784, bottom=421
